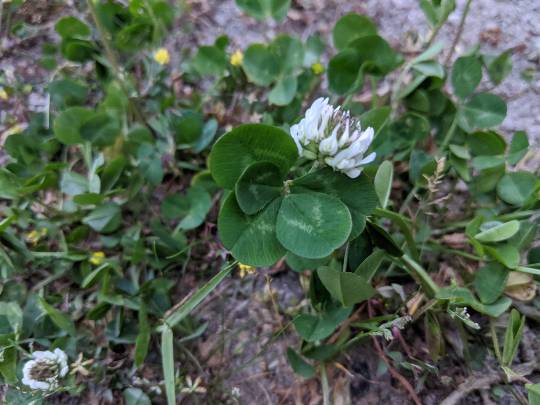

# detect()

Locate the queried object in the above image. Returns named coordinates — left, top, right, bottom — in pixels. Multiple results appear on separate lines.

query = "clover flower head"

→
left=230, top=50, right=244, bottom=67
left=153, top=48, right=170, bottom=65
left=22, top=349, right=69, bottom=391
left=448, top=306, right=480, bottom=330
left=289, top=97, right=376, bottom=178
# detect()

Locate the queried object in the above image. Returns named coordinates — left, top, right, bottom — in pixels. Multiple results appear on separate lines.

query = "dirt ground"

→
left=187, top=0, right=540, bottom=146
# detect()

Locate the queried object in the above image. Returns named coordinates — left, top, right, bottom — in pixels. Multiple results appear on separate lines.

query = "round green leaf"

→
left=80, top=112, right=121, bottom=147
left=276, top=192, right=352, bottom=259
left=82, top=202, right=122, bottom=233
left=235, top=162, right=283, bottom=215
left=271, top=35, right=304, bottom=74
left=218, top=193, right=285, bottom=267
left=474, top=263, right=508, bottom=304
left=161, top=187, right=212, bottom=230
left=293, top=306, right=351, bottom=342
left=209, top=124, right=298, bottom=189
left=374, top=161, right=393, bottom=209
left=348, top=35, right=403, bottom=75
left=60, top=38, right=96, bottom=62
left=268, top=76, right=297, bottom=106
left=328, top=49, right=362, bottom=94
left=291, top=168, right=377, bottom=238
left=53, top=107, right=93, bottom=145
left=474, top=220, right=520, bottom=243
left=333, top=13, right=377, bottom=51
left=366, top=222, right=403, bottom=257
left=451, top=56, right=482, bottom=99
left=192, top=46, right=228, bottom=76
left=458, top=93, right=507, bottom=131
left=243, top=44, right=281, bottom=86
left=497, top=172, right=538, bottom=206
left=317, top=266, right=375, bottom=307
left=235, top=0, right=290, bottom=21
left=467, top=131, right=507, bottom=156
left=172, top=110, right=204, bottom=145
left=55, top=16, right=90, bottom=38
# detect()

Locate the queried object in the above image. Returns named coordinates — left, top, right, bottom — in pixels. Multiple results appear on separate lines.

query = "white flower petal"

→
left=344, top=168, right=362, bottom=178
left=355, top=151, right=377, bottom=166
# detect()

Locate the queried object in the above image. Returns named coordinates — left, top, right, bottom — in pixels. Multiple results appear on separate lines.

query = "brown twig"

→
left=444, top=0, right=473, bottom=65
left=368, top=302, right=422, bottom=405
left=440, top=362, right=537, bottom=405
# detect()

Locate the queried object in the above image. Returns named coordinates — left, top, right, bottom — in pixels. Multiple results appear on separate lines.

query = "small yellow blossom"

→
left=311, top=62, right=325, bottom=75
left=0, top=87, right=8, bottom=100
left=230, top=50, right=244, bottom=67
left=153, top=48, right=170, bottom=65
left=26, top=228, right=48, bottom=245
left=89, top=251, right=105, bottom=266
left=5, top=124, right=24, bottom=136
left=238, top=263, right=256, bottom=278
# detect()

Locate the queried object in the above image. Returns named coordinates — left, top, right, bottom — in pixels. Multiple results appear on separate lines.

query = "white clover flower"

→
left=290, top=97, right=376, bottom=178
left=448, top=306, right=480, bottom=330
left=22, top=349, right=69, bottom=391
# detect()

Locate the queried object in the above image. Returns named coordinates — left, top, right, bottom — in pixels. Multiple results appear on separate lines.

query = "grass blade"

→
left=161, top=325, right=175, bottom=405
left=160, top=261, right=236, bottom=330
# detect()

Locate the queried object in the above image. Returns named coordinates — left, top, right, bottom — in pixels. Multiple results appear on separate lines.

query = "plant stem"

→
left=425, top=22, right=444, bottom=48
left=370, top=76, right=379, bottom=108
left=320, top=364, right=330, bottom=405
left=400, top=254, right=439, bottom=298
left=423, top=243, right=484, bottom=261
left=444, top=0, right=473, bottom=65
left=342, top=241, right=350, bottom=272
left=86, top=0, right=149, bottom=128
left=159, top=261, right=237, bottom=330
left=439, top=112, right=459, bottom=153
left=399, top=185, right=419, bottom=214
left=490, top=317, right=502, bottom=362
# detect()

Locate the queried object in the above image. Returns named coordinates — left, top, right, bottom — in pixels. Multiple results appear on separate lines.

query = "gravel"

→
left=189, top=0, right=540, bottom=146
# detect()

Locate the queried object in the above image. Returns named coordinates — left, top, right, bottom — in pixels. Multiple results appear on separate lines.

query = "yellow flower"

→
left=5, top=124, right=23, bottom=136
left=0, top=87, right=8, bottom=100
left=230, top=50, right=244, bottom=67
left=26, top=228, right=47, bottom=245
left=311, top=62, right=325, bottom=75
left=89, top=251, right=105, bottom=266
left=238, top=263, right=256, bottom=278
left=153, top=48, right=170, bottom=65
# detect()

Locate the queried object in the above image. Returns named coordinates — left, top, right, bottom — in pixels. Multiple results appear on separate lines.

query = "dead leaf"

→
left=441, top=233, right=468, bottom=248
left=505, top=272, right=536, bottom=301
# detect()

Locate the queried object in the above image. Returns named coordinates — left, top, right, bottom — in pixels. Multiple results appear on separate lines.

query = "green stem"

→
left=159, top=261, right=237, bottom=330
left=399, top=185, right=419, bottom=214
left=425, top=22, right=444, bottom=48
left=342, top=241, right=350, bottom=272
left=431, top=210, right=538, bottom=235
left=490, top=317, right=502, bottom=363
left=400, top=254, right=439, bottom=298
left=374, top=208, right=419, bottom=260
left=423, top=243, right=484, bottom=261
left=86, top=0, right=148, bottom=128
left=439, top=112, right=459, bottom=153
left=444, top=0, right=473, bottom=65
left=342, top=331, right=370, bottom=350
left=321, top=364, right=330, bottom=405
left=370, top=76, right=379, bottom=108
